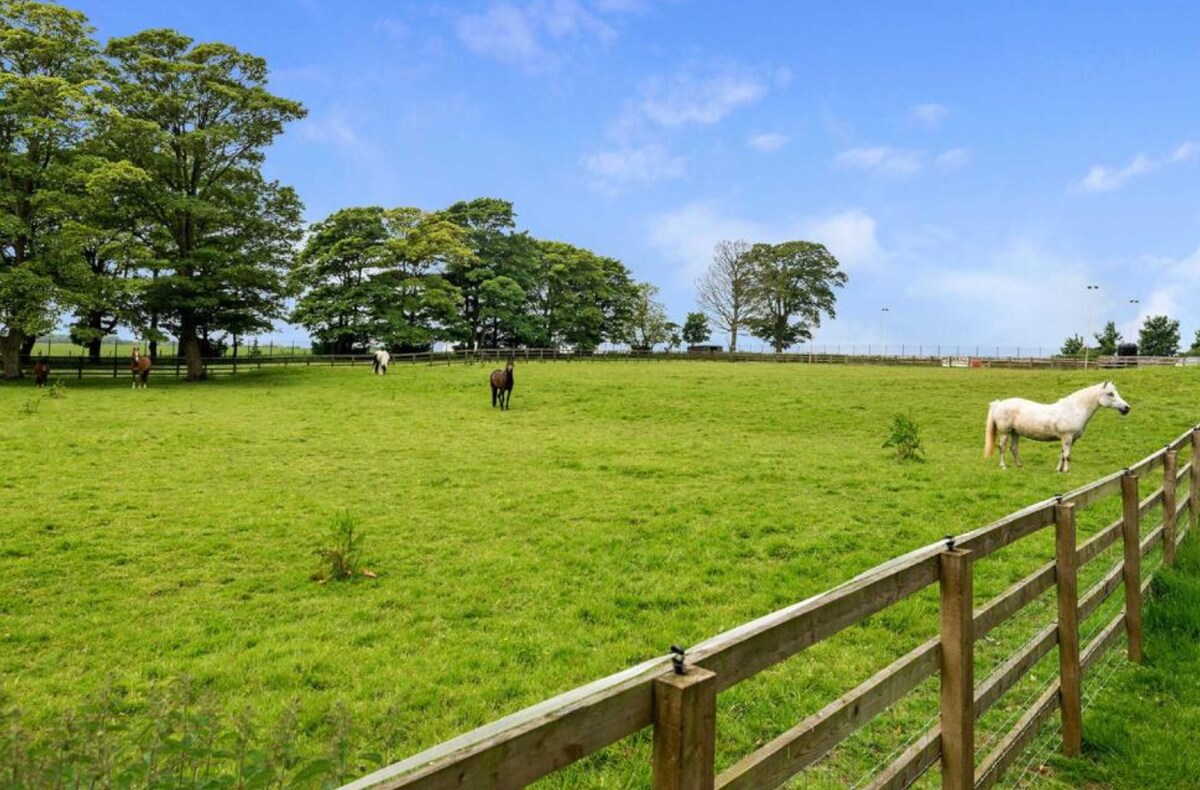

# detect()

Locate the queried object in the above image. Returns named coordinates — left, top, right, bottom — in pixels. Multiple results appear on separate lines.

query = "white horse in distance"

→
left=984, top=381, right=1130, bottom=472
left=372, top=349, right=390, bottom=375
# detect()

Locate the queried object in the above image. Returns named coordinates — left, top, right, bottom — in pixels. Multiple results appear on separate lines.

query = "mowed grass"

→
left=1, top=361, right=1197, bottom=787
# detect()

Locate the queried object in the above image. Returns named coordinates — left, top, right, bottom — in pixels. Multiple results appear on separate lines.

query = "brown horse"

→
left=33, top=358, right=49, bottom=387
left=130, top=346, right=152, bottom=389
left=490, top=358, right=514, bottom=410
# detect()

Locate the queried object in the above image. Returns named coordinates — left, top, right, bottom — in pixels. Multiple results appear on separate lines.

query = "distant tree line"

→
left=1061, top=316, right=1200, bottom=358
left=289, top=198, right=652, bottom=354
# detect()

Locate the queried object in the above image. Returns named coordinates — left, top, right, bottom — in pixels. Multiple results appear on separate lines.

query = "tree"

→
left=696, top=239, right=752, bottom=352
left=443, top=198, right=537, bottom=349
left=0, top=0, right=105, bottom=377
left=291, top=206, right=471, bottom=353
left=625, top=282, right=669, bottom=350
left=744, top=241, right=847, bottom=353
left=1189, top=328, right=1200, bottom=356
left=664, top=321, right=681, bottom=351
left=681, top=311, right=710, bottom=346
left=526, top=239, right=639, bottom=351
left=1093, top=321, right=1122, bottom=356
left=1138, top=315, right=1180, bottom=357
left=1060, top=334, right=1085, bottom=356
left=102, top=29, right=306, bottom=380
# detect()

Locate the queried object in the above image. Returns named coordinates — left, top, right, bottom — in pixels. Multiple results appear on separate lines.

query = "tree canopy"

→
left=743, top=241, right=847, bottom=353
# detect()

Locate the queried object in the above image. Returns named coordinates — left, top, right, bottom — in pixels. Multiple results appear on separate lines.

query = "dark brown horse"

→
left=490, top=358, right=514, bottom=410
left=33, top=358, right=49, bottom=387
left=130, top=346, right=152, bottom=389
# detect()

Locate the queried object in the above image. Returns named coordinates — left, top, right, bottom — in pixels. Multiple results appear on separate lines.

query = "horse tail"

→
left=983, top=405, right=997, bottom=458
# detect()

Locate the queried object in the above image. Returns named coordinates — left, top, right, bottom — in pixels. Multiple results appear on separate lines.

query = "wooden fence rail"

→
left=345, top=423, right=1198, bottom=790
left=12, top=348, right=1200, bottom=380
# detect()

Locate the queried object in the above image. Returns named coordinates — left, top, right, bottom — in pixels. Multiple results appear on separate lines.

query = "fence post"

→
left=1191, top=427, right=1200, bottom=535
left=1164, top=449, right=1179, bottom=566
left=1121, top=471, right=1144, bottom=663
left=1054, top=502, right=1083, bottom=756
left=652, top=666, right=716, bottom=790
left=77, top=357, right=83, bottom=380
left=939, top=547, right=974, bottom=790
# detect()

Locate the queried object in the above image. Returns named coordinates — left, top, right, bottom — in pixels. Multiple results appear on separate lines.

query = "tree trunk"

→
left=19, top=335, right=36, bottom=365
left=184, top=337, right=204, bottom=380
left=1, top=330, right=27, bottom=379
left=730, top=326, right=738, bottom=353
left=87, top=336, right=103, bottom=363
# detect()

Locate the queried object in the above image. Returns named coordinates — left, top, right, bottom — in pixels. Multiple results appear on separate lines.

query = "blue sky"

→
left=73, top=0, right=1200, bottom=353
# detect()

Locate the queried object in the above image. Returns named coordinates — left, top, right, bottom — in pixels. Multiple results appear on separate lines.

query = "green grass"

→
left=0, top=361, right=1196, bottom=787
left=1040, top=528, right=1200, bottom=789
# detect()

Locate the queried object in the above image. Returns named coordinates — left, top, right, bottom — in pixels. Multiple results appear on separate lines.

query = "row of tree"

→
left=290, top=199, right=657, bottom=353
left=1061, top=316, right=1200, bottom=358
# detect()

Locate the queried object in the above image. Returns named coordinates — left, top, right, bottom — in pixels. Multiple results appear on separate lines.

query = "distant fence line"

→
left=342, top=426, right=1199, bottom=790
left=14, top=347, right=1200, bottom=379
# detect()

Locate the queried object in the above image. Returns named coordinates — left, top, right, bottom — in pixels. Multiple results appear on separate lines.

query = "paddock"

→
left=1, top=362, right=1196, bottom=786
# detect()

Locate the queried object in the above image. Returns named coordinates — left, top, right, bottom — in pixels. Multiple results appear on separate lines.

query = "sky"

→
left=71, top=0, right=1200, bottom=353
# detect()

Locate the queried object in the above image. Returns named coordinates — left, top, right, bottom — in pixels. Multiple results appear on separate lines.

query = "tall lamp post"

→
left=881, top=306, right=890, bottom=357
left=1128, top=299, right=1139, bottom=360
left=1083, top=285, right=1099, bottom=370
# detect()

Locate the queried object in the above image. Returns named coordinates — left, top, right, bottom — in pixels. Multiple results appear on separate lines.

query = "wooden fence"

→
left=17, top=347, right=1199, bottom=379
left=343, top=425, right=1199, bottom=790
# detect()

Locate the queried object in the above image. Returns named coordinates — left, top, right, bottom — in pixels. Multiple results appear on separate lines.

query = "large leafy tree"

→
left=1189, top=328, right=1200, bottom=356
left=0, top=0, right=104, bottom=377
left=101, top=29, right=305, bottom=379
left=290, top=206, right=389, bottom=353
left=526, top=239, right=636, bottom=350
left=1138, top=314, right=1180, bottom=357
left=744, top=240, right=847, bottom=353
left=443, top=198, right=536, bottom=349
left=291, top=206, right=471, bottom=352
left=696, top=239, right=752, bottom=352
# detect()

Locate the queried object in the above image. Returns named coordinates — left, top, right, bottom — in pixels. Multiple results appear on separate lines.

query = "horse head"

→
left=1099, top=381, right=1131, bottom=415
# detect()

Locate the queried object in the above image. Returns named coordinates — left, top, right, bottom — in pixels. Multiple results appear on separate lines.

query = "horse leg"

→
left=492, top=385, right=498, bottom=408
left=1061, top=437, right=1073, bottom=473
left=1011, top=434, right=1023, bottom=469
left=998, top=433, right=1009, bottom=470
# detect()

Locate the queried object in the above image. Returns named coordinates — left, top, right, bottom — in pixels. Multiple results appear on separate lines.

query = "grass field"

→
left=1, top=361, right=1197, bottom=787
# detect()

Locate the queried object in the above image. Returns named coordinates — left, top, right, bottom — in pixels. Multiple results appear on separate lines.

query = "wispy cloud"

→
left=936, top=148, right=971, bottom=169
left=455, top=0, right=618, bottom=73
left=300, top=111, right=368, bottom=154
left=833, top=146, right=923, bottom=176
left=635, top=63, right=774, bottom=127
left=748, top=132, right=789, bottom=153
left=583, top=143, right=686, bottom=191
left=910, top=102, right=949, bottom=128
left=376, top=17, right=410, bottom=42
left=585, top=61, right=784, bottom=191
left=647, top=201, right=883, bottom=282
left=1074, top=140, right=1199, bottom=194
left=833, top=146, right=972, bottom=176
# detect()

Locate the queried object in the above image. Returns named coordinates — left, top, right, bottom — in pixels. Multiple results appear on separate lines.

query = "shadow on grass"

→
left=1049, top=530, right=1200, bottom=789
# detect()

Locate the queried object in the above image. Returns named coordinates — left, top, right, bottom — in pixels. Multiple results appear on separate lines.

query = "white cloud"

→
left=1074, top=141, right=1199, bottom=194
left=300, top=111, right=367, bottom=153
left=455, top=0, right=617, bottom=72
left=833, top=146, right=923, bottom=176
left=748, top=132, right=789, bottom=153
left=583, top=143, right=685, bottom=190
left=636, top=64, right=771, bottom=127
left=910, top=102, right=949, bottom=128
left=646, top=202, right=883, bottom=282
left=376, top=17, right=409, bottom=41
left=936, top=148, right=971, bottom=169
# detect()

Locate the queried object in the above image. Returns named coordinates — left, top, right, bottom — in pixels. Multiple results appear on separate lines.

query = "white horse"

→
left=372, top=349, right=390, bottom=375
left=984, top=381, right=1130, bottom=472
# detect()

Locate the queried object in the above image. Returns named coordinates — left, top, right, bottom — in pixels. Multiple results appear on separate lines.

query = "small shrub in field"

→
left=48, top=379, right=66, bottom=399
left=312, top=513, right=372, bottom=582
left=883, top=413, right=925, bottom=461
